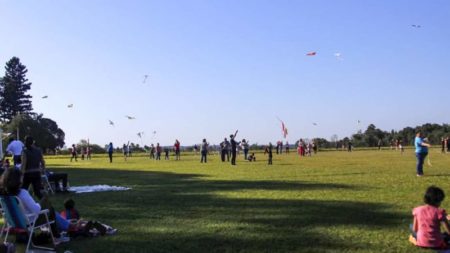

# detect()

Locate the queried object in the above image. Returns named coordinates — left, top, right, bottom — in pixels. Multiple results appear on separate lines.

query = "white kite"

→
left=67, top=104, right=73, bottom=108
left=334, top=53, right=343, bottom=60
left=125, top=115, right=136, bottom=120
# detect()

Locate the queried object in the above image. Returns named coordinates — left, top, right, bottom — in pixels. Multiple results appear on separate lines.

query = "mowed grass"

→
left=8, top=149, right=450, bottom=252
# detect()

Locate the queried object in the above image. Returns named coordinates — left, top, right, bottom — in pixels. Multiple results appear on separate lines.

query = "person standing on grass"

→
left=200, top=139, right=209, bottom=163
left=107, top=142, right=114, bottom=163
left=241, top=139, right=249, bottom=160
left=174, top=139, right=181, bottom=160
left=6, top=136, right=24, bottom=167
left=415, top=130, right=431, bottom=177
left=267, top=142, right=273, bottom=165
left=285, top=141, right=289, bottom=154
left=20, top=136, right=44, bottom=199
left=164, top=147, right=170, bottom=160
left=156, top=143, right=162, bottom=160
left=70, top=144, right=78, bottom=162
left=230, top=130, right=239, bottom=165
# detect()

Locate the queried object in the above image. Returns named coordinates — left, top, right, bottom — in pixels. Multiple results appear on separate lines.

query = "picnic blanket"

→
left=69, top=185, right=130, bottom=193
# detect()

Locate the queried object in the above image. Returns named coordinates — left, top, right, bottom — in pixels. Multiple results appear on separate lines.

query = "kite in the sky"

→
left=137, top=132, right=144, bottom=138
left=42, top=95, right=48, bottom=99
left=313, top=123, right=318, bottom=126
left=276, top=117, right=288, bottom=139
left=306, top=51, right=317, bottom=56
left=67, top=104, right=73, bottom=108
left=125, top=115, right=136, bottom=120
left=357, top=120, right=361, bottom=124
left=334, top=53, right=343, bottom=60
left=143, top=74, right=149, bottom=83
left=411, top=24, right=421, bottom=28
left=109, top=120, right=114, bottom=126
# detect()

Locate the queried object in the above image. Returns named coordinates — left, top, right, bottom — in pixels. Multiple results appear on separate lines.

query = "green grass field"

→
left=7, top=148, right=450, bottom=252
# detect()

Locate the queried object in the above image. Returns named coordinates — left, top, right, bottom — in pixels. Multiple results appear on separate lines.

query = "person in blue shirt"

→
left=414, top=130, right=431, bottom=176
left=107, top=142, right=114, bottom=163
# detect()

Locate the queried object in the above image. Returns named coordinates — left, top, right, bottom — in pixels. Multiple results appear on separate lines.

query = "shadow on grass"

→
left=48, top=168, right=405, bottom=253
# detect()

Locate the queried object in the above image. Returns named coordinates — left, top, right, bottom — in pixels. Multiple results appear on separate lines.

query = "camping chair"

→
left=0, top=195, right=56, bottom=252
left=41, top=174, right=55, bottom=195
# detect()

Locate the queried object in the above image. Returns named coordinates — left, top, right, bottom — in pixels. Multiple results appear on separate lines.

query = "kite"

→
left=276, top=117, right=288, bottom=139
left=109, top=120, right=114, bottom=126
left=137, top=132, right=144, bottom=138
left=313, top=123, right=317, bottom=126
left=143, top=74, right=149, bottom=83
left=411, top=24, right=421, bottom=28
left=334, top=53, right=343, bottom=60
left=42, top=95, right=48, bottom=99
left=67, top=104, right=73, bottom=108
left=125, top=115, right=136, bottom=120
left=306, top=51, right=317, bottom=56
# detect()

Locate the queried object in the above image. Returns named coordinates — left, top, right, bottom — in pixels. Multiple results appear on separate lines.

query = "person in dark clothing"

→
left=220, top=138, right=230, bottom=162
left=20, top=136, right=44, bottom=199
left=45, top=169, right=69, bottom=192
left=268, top=143, right=273, bottom=165
left=230, top=130, right=240, bottom=165
left=107, top=142, right=114, bottom=163
left=200, top=139, right=208, bottom=163
left=164, top=147, right=170, bottom=160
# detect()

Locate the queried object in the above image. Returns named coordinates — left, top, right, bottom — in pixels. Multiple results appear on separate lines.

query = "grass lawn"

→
left=5, top=148, right=450, bottom=252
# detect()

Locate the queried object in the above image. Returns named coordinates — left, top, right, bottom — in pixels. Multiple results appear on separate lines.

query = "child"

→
left=410, top=186, right=450, bottom=249
left=60, top=198, right=117, bottom=236
left=247, top=153, right=256, bottom=162
left=60, top=198, right=80, bottom=221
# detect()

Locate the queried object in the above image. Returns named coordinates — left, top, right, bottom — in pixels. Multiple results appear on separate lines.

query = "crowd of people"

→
left=0, top=135, right=116, bottom=250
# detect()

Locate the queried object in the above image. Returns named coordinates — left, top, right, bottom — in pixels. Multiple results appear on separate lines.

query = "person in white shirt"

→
left=6, top=137, right=24, bottom=167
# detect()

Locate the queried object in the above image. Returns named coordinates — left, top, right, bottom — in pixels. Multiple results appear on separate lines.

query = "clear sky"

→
left=1, top=0, right=449, bottom=147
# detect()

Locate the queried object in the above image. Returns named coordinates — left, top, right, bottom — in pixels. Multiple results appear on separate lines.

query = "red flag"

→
left=306, top=51, right=316, bottom=56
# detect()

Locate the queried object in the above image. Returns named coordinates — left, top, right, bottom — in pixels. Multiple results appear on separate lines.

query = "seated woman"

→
left=0, top=168, right=70, bottom=242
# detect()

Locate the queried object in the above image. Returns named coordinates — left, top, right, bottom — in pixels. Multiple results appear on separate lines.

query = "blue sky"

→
left=1, top=0, right=449, bottom=147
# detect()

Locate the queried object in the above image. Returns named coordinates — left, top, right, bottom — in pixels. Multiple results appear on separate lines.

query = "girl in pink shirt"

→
left=411, top=186, right=450, bottom=249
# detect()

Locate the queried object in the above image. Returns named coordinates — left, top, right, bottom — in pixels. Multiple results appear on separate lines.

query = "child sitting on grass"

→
left=410, top=186, right=450, bottom=249
left=60, top=198, right=117, bottom=236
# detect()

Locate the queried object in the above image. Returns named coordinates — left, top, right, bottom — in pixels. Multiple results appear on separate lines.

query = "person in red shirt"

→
left=410, top=186, right=450, bottom=249
left=174, top=140, right=181, bottom=160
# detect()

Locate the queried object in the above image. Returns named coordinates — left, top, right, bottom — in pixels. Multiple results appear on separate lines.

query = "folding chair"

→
left=41, top=174, right=55, bottom=195
left=0, top=195, right=56, bottom=252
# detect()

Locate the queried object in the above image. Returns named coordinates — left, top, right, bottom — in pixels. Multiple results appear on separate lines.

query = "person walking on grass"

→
left=230, top=130, right=239, bottom=165
left=415, top=130, right=431, bottom=177
left=200, top=139, right=209, bottom=163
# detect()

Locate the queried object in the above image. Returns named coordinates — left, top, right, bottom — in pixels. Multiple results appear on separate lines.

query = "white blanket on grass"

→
left=69, top=185, right=131, bottom=193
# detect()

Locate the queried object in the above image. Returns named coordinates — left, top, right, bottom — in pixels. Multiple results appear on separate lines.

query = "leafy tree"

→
left=0, top=57, right=33, bottom=123
left=4, top=114, right=65, bottom=152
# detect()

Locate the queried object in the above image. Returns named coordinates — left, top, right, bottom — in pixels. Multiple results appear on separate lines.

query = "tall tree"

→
left=0, top=57, right=33, bottom=123
left=5, top=114, right=65, bottom=152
